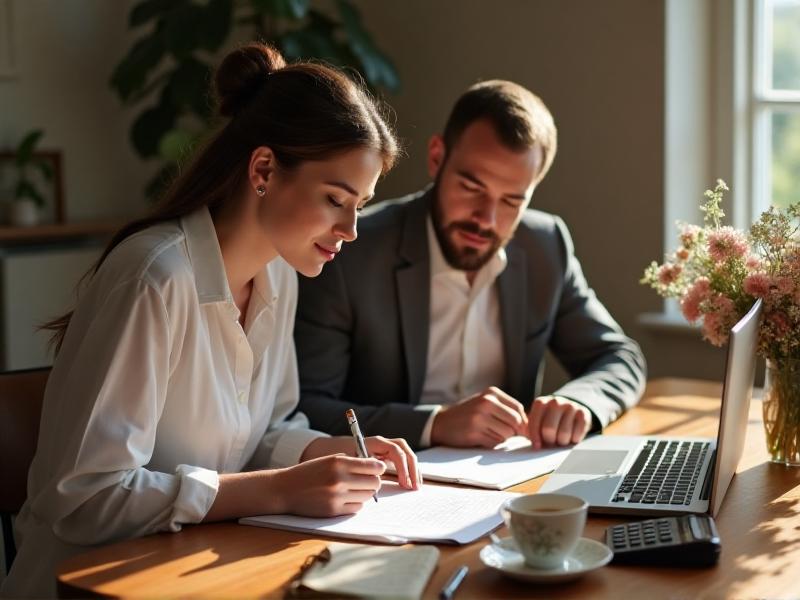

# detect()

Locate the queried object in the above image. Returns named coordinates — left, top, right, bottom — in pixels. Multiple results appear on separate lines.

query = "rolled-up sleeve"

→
left=32, top=277, right=219, bottom=546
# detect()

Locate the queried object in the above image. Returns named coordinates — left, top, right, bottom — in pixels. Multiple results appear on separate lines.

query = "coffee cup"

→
left=500, top=493, right=588, bottom=569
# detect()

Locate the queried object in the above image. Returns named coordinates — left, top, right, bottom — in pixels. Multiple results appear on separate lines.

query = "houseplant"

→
left=642, top=180, right=800, bottom=465
left=8, top=129, right=53, bottom=227
left=110, top=0, right=400, bottom=198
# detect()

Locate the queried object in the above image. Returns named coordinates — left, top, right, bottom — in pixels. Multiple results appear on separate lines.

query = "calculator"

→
left=605, top=514, right=721, bottom=567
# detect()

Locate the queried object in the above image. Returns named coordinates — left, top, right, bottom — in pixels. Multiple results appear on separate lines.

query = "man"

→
left=294, top=80, right=645, bottom=450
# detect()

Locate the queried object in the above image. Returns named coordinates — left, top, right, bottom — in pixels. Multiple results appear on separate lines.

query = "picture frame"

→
left=0, top=150, right=65, bottom=225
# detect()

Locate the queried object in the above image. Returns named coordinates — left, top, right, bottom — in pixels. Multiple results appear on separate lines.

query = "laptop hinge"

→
left=700, top=450, right=716, bottom=501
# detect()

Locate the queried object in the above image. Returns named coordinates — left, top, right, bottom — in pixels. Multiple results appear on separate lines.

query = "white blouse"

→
left=1, top=208, right=327, bottom=599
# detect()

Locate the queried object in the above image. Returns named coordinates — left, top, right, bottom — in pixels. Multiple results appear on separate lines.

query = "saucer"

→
left=479, top=536, right=613, bottom=584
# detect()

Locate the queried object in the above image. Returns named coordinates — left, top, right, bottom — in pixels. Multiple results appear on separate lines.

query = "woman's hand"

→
left=302, top=435, right=422, bottom=490
left=270, top=454, right=385, bottom=517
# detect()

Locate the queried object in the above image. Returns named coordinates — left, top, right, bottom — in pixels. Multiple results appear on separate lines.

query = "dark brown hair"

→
left=442, top=79, right=557, bottom=182
left=43, top=42, right=399, bottom=352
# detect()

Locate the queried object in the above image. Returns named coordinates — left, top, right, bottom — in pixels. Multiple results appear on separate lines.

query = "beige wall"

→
left=0, top=0, right=730, bottom=380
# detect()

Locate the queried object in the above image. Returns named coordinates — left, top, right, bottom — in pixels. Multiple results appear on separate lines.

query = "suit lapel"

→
left=498, top=242, right=528, bottom=398
left=395, top=192, right=432, bottom=405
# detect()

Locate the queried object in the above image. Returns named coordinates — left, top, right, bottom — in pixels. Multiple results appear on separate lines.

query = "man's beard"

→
left=430, top=181, right=504, bottom=272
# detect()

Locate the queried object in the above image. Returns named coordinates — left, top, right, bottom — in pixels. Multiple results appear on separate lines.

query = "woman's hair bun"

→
left=215, top=43, right=287, bottom=118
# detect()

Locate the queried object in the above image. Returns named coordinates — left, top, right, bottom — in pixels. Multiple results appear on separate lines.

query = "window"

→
left=752, top=0, right=800, bottom=216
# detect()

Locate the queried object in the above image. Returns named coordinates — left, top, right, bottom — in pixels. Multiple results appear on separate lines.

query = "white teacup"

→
left=500, top=493, right=588, bottom=569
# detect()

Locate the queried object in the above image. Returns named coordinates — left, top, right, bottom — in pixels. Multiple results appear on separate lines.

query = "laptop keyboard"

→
left=611, top=440, right=710, bottom=505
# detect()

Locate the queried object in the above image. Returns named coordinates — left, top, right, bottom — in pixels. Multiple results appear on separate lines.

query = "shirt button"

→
left=238, top=391, right=246, bottom=403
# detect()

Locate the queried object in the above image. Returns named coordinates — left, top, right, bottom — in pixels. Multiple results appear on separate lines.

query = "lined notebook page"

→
left=299, top=542, right=439, bottom=599
left=240, top=481, right=517, bottom=544
left=414, top=436, right=571, bottom=489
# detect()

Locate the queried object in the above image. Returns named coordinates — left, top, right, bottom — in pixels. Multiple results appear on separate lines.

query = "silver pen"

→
left=440, top=565, right=468, bottom=600
left=345, top=409, right=378, bottom=502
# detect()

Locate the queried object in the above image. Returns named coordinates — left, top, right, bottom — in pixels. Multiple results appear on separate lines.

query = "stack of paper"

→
left=240, top=481, right=517, bottom=544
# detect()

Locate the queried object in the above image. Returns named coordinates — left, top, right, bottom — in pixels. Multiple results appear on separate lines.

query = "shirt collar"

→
left=425, top=215, right=508, bottom=286
left=181, top=207, right=233, bottom=305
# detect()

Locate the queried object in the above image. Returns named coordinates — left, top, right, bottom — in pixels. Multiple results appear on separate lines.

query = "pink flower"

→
left=768, top=311, right=791, bottom=338
left=774, top=276, right=795, bottom=297
left=676, top=248, right=690, bottom=261
left=680, top=277, right=711, bottom=322
left=745, top=255, right=762, bottom=270
left=701, top=312, right=728, bottom=347
left=706, top=227, right=749, bottom=263
left=743, top=273, right=771, bottom=298
left=679, top=225, right=701, bottom=248
left=657, top=263, right=682, bottom=285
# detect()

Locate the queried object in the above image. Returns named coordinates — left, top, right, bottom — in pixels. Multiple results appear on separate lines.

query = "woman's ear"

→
left=249, top=146, right=275, bottom=195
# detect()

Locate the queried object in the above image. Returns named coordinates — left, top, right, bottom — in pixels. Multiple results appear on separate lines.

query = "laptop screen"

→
left=708, top=299, right=762, bottom=517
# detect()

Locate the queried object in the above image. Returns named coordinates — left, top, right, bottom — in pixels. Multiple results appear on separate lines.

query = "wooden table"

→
left=56, top=379, right=800, bottom=598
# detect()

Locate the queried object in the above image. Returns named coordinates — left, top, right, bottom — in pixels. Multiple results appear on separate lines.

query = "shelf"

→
left=0, top=221, right=123, bottom=245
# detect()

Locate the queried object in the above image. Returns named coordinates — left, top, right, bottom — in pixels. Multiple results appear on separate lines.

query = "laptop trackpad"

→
left=557, top=450, right=628, bottom=475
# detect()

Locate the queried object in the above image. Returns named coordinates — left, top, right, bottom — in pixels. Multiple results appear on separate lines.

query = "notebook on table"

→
left=411, top=436, right=571, bottom=489
left=287, top=542, right=439, bottom=599
left=540, top=299, right=762, bottom=518
left=240, top=481, right=517, bottom=544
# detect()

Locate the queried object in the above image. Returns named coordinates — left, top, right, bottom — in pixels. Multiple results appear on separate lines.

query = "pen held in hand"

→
left=345, top=408, right=378, bottom=503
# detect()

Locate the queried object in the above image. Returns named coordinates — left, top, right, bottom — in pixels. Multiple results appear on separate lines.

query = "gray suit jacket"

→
left=295, top=188, right=646, bottom=446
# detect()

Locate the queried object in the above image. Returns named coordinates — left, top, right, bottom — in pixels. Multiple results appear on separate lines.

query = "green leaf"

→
left=34, top=159, right=54, bottom=181
left=165, top=57, right=212, bottom=119
left=280, top=29, right=340, bottom=62
left=197, top=0, right=232, bottom=52
left=164, top=3, right=205, bottom=59
left=251, top=0, right=309, bottom=20
left=129, top=0, right=181, bottom=27
left=15, top=179, right=46, bottom=207
left=15, top=130, right=43, bottom=166
left=335, top=0, right=399, bottom=92
left=158, top=128, right=194, bottom=162
left=110, top=33, right=166, bottom=101
left=131, top=102, right=177, bottom=158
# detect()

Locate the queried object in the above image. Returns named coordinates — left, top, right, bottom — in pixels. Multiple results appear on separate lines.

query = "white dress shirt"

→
left=1, top=208, right=327, bottom=599
left=418, top=217, right=507, bottom=447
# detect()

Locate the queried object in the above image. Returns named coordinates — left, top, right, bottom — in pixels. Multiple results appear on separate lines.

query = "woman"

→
left=1, top=43, right=418, bottom=598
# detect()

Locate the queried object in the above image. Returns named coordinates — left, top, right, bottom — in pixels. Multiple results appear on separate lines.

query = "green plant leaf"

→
left=110, top=33, right=166, bottom=101
left=336, top=0, right=399, bottom=92
left=131, top=101, right=178, bottom=158
left=15, top=130, right=43, bottom=166
left=33, top=159, right=54, bottom=181
left=165, top=57, right=213, bottom=119
left=164, top=2, right=205, bottom=59
left=198, top=0, right=233, bottom=52
left=158, top=128, right=194, bottom=162
left=15, top=179, right=46, bottom=207
left=130, top=0, right=181, bottom=27
left=251, top=0, right=309, bottom=20
left=280, top=28, right=340, bottom=62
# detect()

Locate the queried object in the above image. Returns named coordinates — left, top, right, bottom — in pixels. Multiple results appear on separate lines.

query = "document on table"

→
left=413, top=436, right=572, bottom=489
left=239, top=481, right=517, bottom=545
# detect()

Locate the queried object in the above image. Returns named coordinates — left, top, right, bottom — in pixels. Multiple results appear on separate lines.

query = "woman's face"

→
left=258, top=147, right=383, bottom=277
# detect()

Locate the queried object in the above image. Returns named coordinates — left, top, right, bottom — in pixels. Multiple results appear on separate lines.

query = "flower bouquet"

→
left=642, top=180, right=800, bottom=465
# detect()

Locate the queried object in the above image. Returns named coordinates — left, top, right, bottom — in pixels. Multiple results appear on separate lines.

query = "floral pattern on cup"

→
left=513, top=520, right=563, bottom=557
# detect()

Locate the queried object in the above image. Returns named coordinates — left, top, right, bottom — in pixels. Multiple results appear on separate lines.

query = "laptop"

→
left=539, top=299, right=762, bottom=517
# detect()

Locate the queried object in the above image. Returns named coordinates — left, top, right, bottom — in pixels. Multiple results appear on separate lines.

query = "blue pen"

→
left=346, top=409, right=378, bottom=502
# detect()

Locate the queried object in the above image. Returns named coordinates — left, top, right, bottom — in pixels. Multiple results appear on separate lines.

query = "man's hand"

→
left=430, top=386, right=529, bottom=448
left=528, top=396, right=592, bottom=449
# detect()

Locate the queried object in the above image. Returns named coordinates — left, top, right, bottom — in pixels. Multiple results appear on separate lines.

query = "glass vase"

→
left=762, top=358, right=800, bottom=466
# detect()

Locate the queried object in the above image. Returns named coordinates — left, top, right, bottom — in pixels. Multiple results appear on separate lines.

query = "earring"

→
left=256, top=185, right=266, bottom=197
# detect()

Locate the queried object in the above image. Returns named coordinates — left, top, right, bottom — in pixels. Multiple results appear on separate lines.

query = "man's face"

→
left=428, top=119, right=544, bottom=272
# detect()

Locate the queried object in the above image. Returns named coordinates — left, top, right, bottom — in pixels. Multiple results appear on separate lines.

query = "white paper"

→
left=413, top=436, right=572, bottom=489
left=240, top=481, right=518, bottom=544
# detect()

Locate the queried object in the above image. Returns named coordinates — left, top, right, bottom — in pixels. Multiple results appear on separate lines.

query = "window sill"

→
left=637, top=312, right=701, bottom=337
